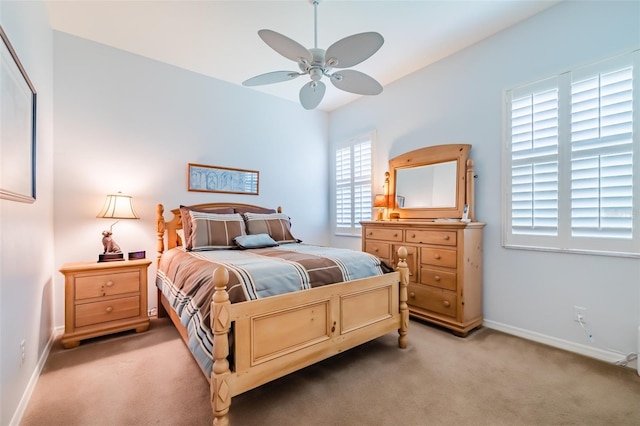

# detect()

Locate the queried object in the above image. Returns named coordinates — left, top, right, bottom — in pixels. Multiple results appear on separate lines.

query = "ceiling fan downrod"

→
left=311, top=0, right=320, bottom=49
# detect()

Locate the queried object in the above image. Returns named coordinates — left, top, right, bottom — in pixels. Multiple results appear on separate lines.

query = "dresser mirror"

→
left=388, top=144, right=474, bottom=220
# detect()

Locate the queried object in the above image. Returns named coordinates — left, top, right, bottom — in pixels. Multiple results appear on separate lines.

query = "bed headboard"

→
left=156, top=203, right=282, bottom=262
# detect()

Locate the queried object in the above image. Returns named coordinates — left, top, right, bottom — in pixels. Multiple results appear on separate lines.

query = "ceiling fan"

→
left=242, top=0, right=384, bottom=110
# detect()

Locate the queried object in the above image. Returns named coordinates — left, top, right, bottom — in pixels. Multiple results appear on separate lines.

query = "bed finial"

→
left=156, top=204, right=165, bottom=263
left=211, top=266, right=232, bottom=426
left=396, top=246, right=409, bottom=349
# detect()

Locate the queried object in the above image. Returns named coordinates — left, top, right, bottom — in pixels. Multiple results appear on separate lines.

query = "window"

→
left=335, top=133, right=373, bottom=235
left=504, top=51, right=639, bottom=256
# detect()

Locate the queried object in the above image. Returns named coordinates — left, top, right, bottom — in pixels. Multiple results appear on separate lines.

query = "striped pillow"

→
left=179, top=205, right=234, bottom=249
left=243, top=212, right=299, bottom=244
left=188, top=211, right=246, bottom=251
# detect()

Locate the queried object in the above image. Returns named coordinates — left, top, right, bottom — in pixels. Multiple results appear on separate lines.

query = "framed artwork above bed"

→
left=188, top=163, right=259, bottom=195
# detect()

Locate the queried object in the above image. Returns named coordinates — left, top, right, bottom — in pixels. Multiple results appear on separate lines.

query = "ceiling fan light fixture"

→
left=242, top=0, right=384, bottom=110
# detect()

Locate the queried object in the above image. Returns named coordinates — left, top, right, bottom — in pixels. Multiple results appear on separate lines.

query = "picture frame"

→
left=0, top=25, right=37, bottom=203
left=188, top=163, right=259, bottom=195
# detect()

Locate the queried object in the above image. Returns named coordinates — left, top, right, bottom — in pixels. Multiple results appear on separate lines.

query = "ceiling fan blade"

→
left=331, top=70, right=383, bottom=96
left=258, top=29, right=313, bottom=63
left=242, top=71, right=302, bottom=87
left=325, top=32, right=384, bottom=69
left=299, top=81, right=326, bottom=110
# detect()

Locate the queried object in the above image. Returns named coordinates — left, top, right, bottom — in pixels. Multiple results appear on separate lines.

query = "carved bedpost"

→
left=211, top=266, right=232, bottom=426
left=396, top=246, right=409, bottom=349
left=156, top=204, right=165, bottom=264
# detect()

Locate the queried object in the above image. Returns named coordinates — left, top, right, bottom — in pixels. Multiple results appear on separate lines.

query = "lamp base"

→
left=98, top=253, right=125, bottom=262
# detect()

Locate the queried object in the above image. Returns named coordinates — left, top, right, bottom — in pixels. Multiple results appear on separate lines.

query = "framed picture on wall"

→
left=188, top=163, right=259, bottom=195
left=0, top=25, right=37, bottom=203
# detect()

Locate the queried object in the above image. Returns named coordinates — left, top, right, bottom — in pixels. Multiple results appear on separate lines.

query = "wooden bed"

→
left=155, top=202, right=409, bottom=426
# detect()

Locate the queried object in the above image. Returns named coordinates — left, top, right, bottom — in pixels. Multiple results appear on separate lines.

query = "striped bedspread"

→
left=156, top=244, right=392, bottom=376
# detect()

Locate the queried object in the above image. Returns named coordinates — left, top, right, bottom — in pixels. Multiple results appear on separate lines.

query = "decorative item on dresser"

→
left=362, top=144, right=485, bottom=337
left=60, top=259, right=152, bottom=348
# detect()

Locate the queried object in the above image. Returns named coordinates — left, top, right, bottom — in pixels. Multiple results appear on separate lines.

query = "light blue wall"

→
left=0, top=1, right=55, bottom=424
left=329, top=1, right=640, bottom=361
left=52, top=32, right=330, bottom=323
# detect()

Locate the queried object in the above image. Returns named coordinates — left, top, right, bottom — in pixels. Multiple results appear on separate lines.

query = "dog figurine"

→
left=101, top=230, right=122, bottom=254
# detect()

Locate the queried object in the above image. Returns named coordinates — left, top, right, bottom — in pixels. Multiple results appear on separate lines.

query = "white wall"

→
left=0, top=1, right=54, bottom=424
left=52, top=32, right=330, bottom=327
left=329, top=1, right=640, bottom=363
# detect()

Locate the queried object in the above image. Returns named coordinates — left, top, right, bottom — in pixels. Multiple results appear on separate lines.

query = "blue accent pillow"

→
left=233, top=233, right=279, bottom=249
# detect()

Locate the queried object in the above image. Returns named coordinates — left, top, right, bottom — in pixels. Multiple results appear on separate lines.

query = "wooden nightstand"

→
left=60, top=258, right=152, bottom=348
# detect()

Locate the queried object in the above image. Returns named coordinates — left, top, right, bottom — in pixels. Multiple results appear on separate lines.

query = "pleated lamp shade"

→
left=96, top=192, right=139, bottom=219
left=373, top=194, right=388, bottom=208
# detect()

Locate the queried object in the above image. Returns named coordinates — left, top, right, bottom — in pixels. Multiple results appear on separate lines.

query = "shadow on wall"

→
left=38, top=278, right=54, bottom=356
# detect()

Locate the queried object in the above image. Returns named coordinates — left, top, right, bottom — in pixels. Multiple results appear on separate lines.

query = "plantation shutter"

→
left=504, top=50, right=638, bottom=255
left=570, top=65, right=634, bottom=239
left=509, top=78, right=559, bottom=236
left=335, top=147, right=352, bottom=228
left=335, top=138, right=372, bottom=234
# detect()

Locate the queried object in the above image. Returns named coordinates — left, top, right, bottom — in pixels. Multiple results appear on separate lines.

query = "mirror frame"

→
left=388, top=144, right=473, bottom=220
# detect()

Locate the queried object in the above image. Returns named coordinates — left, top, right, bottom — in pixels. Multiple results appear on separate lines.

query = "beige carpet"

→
left=21, top=317, right=640, bottom=426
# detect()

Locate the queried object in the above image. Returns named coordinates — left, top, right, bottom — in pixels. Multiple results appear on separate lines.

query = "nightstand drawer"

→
left=420, top=267, right=457, bottom=291
left=408, top=284, right=457, bottom=318
left=363, top=228, right=403, bottom=242
left=406, top=230, right=456, bottom=246
left=75, top=271, right=140, bottom=300
left=421, top=247, right=457, bottom=268
left=75, top=296, right=141, bottom=328
left=364, top=241, right=391, bottom=259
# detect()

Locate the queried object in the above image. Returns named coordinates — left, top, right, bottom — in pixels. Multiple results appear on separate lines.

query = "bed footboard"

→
left=209, top=248, right=410, bottom=426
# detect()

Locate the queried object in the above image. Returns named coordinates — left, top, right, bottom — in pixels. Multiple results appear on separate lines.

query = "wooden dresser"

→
left=60, top=259, right=152, bottom=348
left=362, top=220, right=484, bottom=336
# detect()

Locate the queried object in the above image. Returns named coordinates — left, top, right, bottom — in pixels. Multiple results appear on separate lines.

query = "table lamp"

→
left=96, top=192, right=139, bottom=262
left=373, top=194, right=388, bottom=220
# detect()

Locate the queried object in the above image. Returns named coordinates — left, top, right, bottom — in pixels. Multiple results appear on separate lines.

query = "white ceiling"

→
left=45, top=0, right=561, bottom=111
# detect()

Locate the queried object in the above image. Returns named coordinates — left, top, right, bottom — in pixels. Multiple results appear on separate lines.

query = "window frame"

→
left=334, top=132, right=375, bottom=237
left=502, top=50, right=640, bottom=258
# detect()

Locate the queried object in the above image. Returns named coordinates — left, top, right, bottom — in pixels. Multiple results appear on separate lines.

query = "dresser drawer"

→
left=420, top=267, right=457, bottom=291
left=363, top=228, right=403, bottom=242
left=75, top=271, right=140, bottom=300
left=421, top=247, right=457, bottom=268
left=408, top=284, right=457, bottom=318
left=364, top=241, right=391, bottom=259
left=75, top=296, right=141, bottom=328
left=406, top=230, right=456, bottom=246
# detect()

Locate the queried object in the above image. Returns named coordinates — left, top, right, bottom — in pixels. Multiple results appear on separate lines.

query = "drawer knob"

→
left=105, top=281, right=114, bottom=287
left=374, top=248, right=379, bottom=252
left=409, top=292, right=415, bottom=299
left=411, top=233, right=416, bottom=238
left=368, top=232, right=373, bottom=236
left=434, top=254, right=441, bottom=259
left=443, top=301, right=450, bottom=308
left=443, top=235, right=450, bottom=240
left=434, top=275, right=441, bottom=281
left=105, top=306, right=113, bottom=313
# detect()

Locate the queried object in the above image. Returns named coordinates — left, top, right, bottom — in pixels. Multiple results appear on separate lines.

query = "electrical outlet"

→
left=574, top=306, right=587, bottom=323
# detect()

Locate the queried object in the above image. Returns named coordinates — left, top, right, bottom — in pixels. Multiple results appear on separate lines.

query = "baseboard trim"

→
left=9, top=326, right=64, bottom=426
left=483, top=320, right=638, bottom=370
